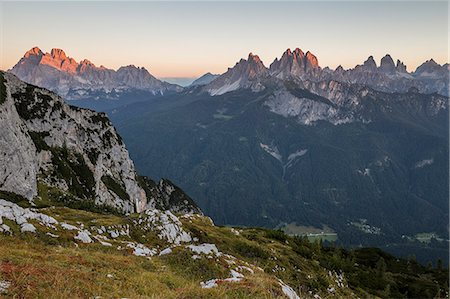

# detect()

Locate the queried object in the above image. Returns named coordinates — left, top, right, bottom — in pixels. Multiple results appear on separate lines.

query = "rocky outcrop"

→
left=205, top=53, right=269, bottom=96
left=269, top=48, right=320, bottom=79
left=138, top=176, right=203, bottom=215
left=0, top=71, right=201, bottom=214
left=9, top=47, right=182, bottom=98
left=378, top=54, right=396, bottom=73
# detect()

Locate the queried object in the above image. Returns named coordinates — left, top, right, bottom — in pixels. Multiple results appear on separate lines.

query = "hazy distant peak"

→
left=190, top=72, right=219, bottom=87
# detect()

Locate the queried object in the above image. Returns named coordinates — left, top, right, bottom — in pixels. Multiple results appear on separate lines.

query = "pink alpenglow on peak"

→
left=9, top=47, right=182, bottom=97
left=269, top=47, right=320, bottom=79
left=248, top=52, right=262, bottom=63
left=50, top=48, right=68, bottom=60
left=24, top=47, right=43, bottom=58
left=305, top=51, right=319, bottom=69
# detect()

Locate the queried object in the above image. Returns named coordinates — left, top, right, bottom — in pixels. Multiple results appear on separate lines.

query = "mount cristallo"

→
left=9, top=47, right=181, bottom=99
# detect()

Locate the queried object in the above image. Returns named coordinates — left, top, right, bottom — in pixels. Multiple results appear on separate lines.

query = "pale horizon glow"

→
left=0, top=1, right=448, bottom=79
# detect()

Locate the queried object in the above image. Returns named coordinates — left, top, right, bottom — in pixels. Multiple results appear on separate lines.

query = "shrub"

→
left=265, top=229, right=288, bottom=242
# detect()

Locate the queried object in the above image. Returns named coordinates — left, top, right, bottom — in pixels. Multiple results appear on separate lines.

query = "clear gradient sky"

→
left=0, top=1, right=448, bottom=78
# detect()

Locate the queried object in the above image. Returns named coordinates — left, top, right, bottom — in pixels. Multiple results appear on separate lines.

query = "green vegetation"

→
left=28, top=131, right=50, bottom=151
left=36, top=181, right=122, bottom=215
left=0, top=72, right=6, bottom=104
left=87, top=148, right=100, bottom=165
left=13, top=86, right=50, bottom=120
left=0, top=196, right=447, bottom=298
left=111, top=88, right=449, bottom=266
left=101, top=175, right=129, bottom=201
left=101, top=130, right=115, bottom=148
left=0, top=190, right=30, bottom=208
left=90, top=113, right=111, bottom=128
left=50, top=146, right=95, bottom=200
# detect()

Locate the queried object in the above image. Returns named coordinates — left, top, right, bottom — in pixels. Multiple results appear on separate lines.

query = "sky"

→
left=0, top=1, right=448, bottom=79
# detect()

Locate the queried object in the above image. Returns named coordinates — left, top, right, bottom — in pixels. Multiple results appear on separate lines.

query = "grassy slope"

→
left=0, top=204, right=447, bottom=299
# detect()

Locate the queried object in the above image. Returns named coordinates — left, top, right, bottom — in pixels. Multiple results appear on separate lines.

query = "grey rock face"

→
left=1, top=72, right=147, bottom=212
left=0, top=75, right=38, bottom=199
left=379, top=54, right=396, bottom=73
left=0, top=72, right=202, bottom=215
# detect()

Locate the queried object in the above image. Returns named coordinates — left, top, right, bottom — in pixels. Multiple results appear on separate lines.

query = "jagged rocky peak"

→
left=362, top=56, right=377, bottom=71
left=269, top=47, right=320, bottom=79
left=204, top=52, right=269, bottom=96
left=414, top=59, right=444, bottom=76
left=305, top=51, right=319, bottom=69
left=245, top=52, right=268, bottom=78
left=50, top=48, right=68, bottom=60
left=335, top=65, right=345, bottom=73
left=379, top=54, right=396, bottom=73
left=0, top=71, right=201, bottom=215
left=80, top=59, right=95, bottom=66
left=396, top=59, right=407, bottom=73
left=24, top=46, right=44, bottom=58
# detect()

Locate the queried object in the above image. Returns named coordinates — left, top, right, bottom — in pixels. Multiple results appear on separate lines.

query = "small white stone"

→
left=20, top=223, right=36, bottom=233
left=159, top=248, right=172, bottom=256
left=74, top=230, right=92, bottom=243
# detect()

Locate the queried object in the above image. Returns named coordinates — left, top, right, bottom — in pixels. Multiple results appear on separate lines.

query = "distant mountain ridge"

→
left=202, top=48, right=449, bottom=97
left=9, top=46, right=449, bottom=103
left=9, top=47, right=182, bottom=99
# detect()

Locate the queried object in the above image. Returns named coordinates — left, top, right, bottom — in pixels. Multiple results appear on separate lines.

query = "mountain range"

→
left=9, top=47, right=182, bottom=100
left=9, top=47, right=449, bottom=104
left=6, top=47, right=450, bottom=266
left=201, top=48, right=448, bottom=97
